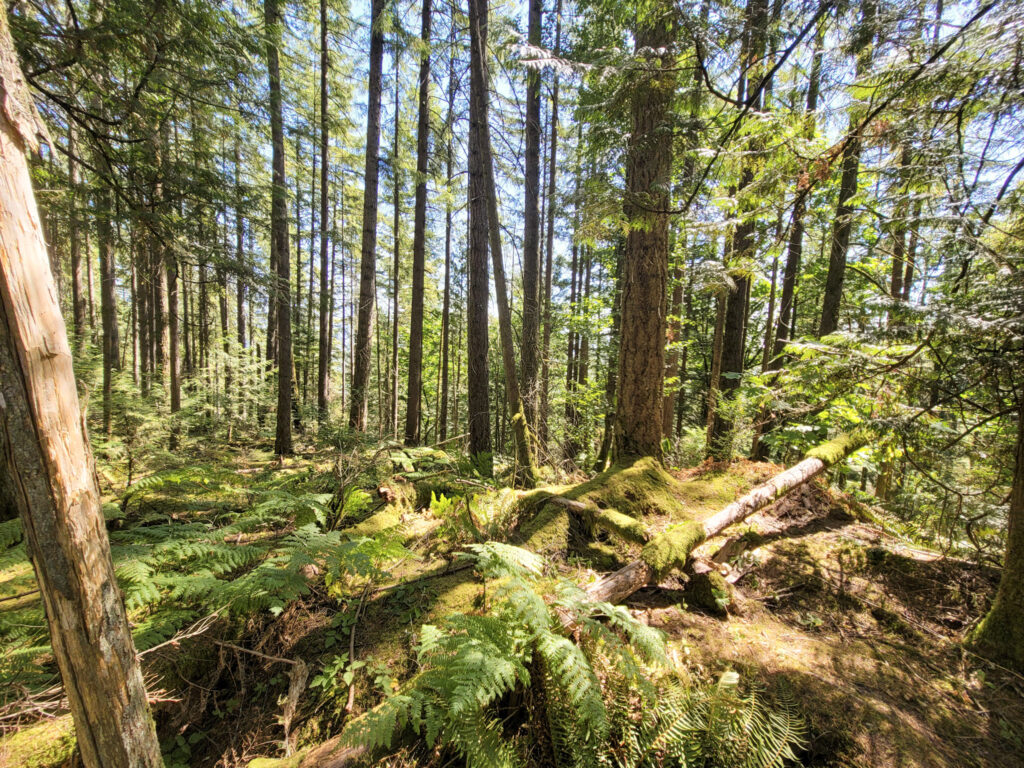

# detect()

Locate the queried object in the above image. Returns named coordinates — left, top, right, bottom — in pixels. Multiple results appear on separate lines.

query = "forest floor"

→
left=1, top=447, right=1023, bottom=768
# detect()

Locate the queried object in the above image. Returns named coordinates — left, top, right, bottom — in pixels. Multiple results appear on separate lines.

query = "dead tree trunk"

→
left=0, top=16, right=162, bottom=764
left=584, top=432, right=868, bottom=604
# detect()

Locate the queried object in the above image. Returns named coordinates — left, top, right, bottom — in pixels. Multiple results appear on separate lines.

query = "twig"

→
left=431, top=432, right=468, bottom=449
left=0, top=589, right=39, bottom=604
left=214, top=640, right=298, bottom=667
left=137, top=610, right=221, bottom=658
left=345, top=585, right=370, bottom=713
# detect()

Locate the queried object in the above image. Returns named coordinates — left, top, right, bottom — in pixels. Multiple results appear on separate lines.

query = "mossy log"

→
left=583, top=432, right=868, bottom=604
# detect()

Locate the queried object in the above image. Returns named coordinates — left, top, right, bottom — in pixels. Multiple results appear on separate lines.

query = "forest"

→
left=0, top=0, right=1023, bottom=765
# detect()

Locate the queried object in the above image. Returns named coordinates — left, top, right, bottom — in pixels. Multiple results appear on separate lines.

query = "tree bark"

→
left=438, top=20, right=455, bottom=444
left=266, top=0, right=293, bottom=455
left=0, top=17, right=162, bottom=762
left=818, top=2, right=875, bottom=337
left=971, top=400, right=1024, bottom=671
left=614, top=2, right=677, bottom=461
left=469, top=0, right=539, bottom=485
left=318, top=0, right=331, bottom=424
left=68, top=124, right=86, bottom=348
left=402, top=0, right=431, bottom=444
left=520, top=0, right=543, bottom=433
left=466, top=0, right=491, bottom=470
left=349, top=0, right=386, bottom=431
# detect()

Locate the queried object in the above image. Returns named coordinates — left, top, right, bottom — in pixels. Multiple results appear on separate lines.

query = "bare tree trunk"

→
left=68, top=124, right=86, bottom=348
left=466, top=0, right=491, bottom=470
left=390, top=53, right=401, bottom=439
left=469, top=0, right=539, bottom=485
left=540, top=0, right=563, bottom=447
left=594, top=241, right=622, bottom=471
left=438, top=21, right=455, bottom=444
left=520, top=0, right=542, bottom=432
left=349, top=0, right=386, bottom=431
left=616, top=2, right=677, bottom=460
left=662, top=250, right=684, bottom=438
left=0, top=20, right=162, bottom=762
left=317, top=0, right=331, bottom=424
left=266, top=0, right=292, bottom=455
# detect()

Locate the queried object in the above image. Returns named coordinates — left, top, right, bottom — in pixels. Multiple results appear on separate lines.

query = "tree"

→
left=403, top=0, right=432, bottom=445
left=349, top=0, right=386, bottom=431
left=317, top=0, right=331, bottom=425
left=614, top=1, right=677, bottom=461
left=266, top=0, right=293, bottom=455
left=0, top=11, right=162, bottom=764
left=520, top=0, right=543, bottom=433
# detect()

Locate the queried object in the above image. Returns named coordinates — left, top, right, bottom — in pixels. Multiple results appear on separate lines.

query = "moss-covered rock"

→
left=684, top=570, right=732, bottom=616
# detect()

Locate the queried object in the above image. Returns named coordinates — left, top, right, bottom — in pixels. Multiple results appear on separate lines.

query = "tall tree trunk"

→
left=901, top=198, right=921, bottom=302
left=466, top=0, right=491, bottom=470
left=540, top=0, right=563, bottom=447
left=0, top=22, right=162, bottom=762
left=520, top=0, right=543, bottom=432
left=469, top=0, right=540, bottom=485
left=595, top=241, right=622, bottom=470
left=708, top=0, right=768, bottom=459
left=97, top=184, right=119, bottom=435
left=438, top=20, right=455, bottom=444
left=349, top=0, right=386, bottom=431
left=971, top=399, right=1024, bottom=671
left=818, top=1, right=875, bottom=337
left=615, top=2, right=677, bottom=460
left=317, top=0, right=331, bottom=424
left=390, top=53, right=402, bottom=439
left=266, top=0, right=292, bottom=455
left=662, top=248, right=684, bottom=438
left=404, top=0, right=432, bottom=445
left=68, top=124, right=86, bottom=348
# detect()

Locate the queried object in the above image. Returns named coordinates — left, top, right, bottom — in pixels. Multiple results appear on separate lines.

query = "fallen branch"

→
left=583, top=432, right=869, bottom=604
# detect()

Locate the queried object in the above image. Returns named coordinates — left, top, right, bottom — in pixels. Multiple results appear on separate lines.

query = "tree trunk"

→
left=266, top=0, right=292, bottom=455
left=97, top=183, right=119, bottom=435
left=466, top=0, right=491, bottom=471
left=317, top=0, right=331, bottom=424
left=0, top=19, right=162, bottom=762
left=68, top=124, right=86, bottom=348
left=971, top=400, right=1024, bottom=671
left=662, top=252, right=684, bottom=438
left=540, top=0, right=563, bottom=447
left=520, top=0, right=542, bottom=432
left=349, top=0, right=386, bottom=431
left=584, top=432, right=868, bottom=604
left=469, top=0, right=539, bottom=485
left=390, top=53, right=402, bottom=439
left=595, top=241, right=622, bottom=471
left=438, top=21, right=455, bottom=444
left=402, top=0, right=432, bottom=445
left=614, top=2, right=677, bottom=461
left=818, top=2, right=875, bottom=337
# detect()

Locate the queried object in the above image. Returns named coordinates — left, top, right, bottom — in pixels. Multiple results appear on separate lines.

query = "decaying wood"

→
left=0, top=10, right=162, bottom=766
left=583, top=432, right=868, bottom=604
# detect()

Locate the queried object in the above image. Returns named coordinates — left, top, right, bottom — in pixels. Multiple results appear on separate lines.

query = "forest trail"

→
left=2, top=450, right=1022, bottom=768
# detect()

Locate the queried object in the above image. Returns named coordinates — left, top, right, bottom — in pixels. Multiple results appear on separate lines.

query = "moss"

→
left=413, top=479, right=468, bottom=509
left=804, top=430, right=869, bottom=465
left=684, top=570, right=732, bottom=616
left=567, top=456, right=685, bottom=519
left=591, top=508, right=649, bottom=545
left=970, top=602, right=1024, bottom=673
left=247, top=752, right=306, bottom=768
left=640, top=521, right=705, bottom=581
left=578, top=542, right=623, bottom=571
left=0, top=715, right=75, bottom=768
left=516, top=502, right=570, bottom=556
left=345, top=506, right=403, bottom=537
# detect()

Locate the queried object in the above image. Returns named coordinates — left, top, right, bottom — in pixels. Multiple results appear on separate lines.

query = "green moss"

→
left=567, top=457, right=686, bottom=519
left=0, top=715, right=75, bottom=768
left=516, top=502, right=570, bottom=556
left=345, top=506, right=403, bottom=537
left=641, top=521, right=705, bottom=581
left=970, top=602, right=1024, bottom=673
left=591, top=508, right=649, bottom=545
left=247, top=752, right=306, bottom=768
left=578, top=542, right=623, bottom=571
left=804, top=431, right=869, bottom=465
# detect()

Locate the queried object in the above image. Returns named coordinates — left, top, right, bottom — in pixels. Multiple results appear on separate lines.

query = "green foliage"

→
left=342, top=543, right=804, bottom=768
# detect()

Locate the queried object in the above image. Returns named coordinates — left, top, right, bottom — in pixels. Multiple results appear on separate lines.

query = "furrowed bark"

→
left=0, top=12, right=162, bottom=764
left=583, top=432, right=869, bottom=604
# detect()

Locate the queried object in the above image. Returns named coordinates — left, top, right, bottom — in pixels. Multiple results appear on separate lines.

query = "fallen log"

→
left=583, top=432, right=869, bottom=604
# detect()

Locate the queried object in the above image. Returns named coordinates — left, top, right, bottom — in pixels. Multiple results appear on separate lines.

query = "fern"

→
left=343, top=542, right=805, bottom=768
